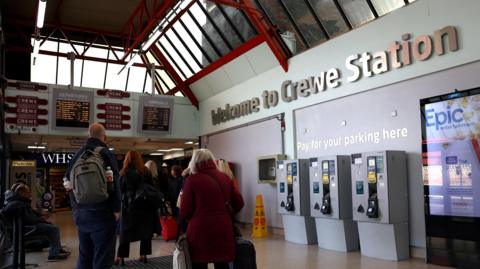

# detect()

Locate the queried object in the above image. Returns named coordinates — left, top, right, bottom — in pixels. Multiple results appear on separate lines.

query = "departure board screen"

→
left=56, top=100, right=90, bottom=128
left=52, top=89, right=93, bottom=129
left=138, top=96, right=174, bottom=133
left=142, top=106, right=170, bottom=131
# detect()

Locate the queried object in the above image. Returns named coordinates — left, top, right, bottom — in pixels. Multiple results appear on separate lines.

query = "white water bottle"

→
left=106, top=167, right=113, bottom=183
left=106, top=166, right=114, bottom=193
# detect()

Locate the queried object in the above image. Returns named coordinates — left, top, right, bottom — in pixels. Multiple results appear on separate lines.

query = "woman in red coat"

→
left=180, top=149, right=244, bottom=269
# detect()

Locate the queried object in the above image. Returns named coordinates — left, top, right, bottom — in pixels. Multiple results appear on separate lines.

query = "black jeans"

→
left=192, top=262, right=229, bottom=269
left=117, top=238, right=152, bottom=258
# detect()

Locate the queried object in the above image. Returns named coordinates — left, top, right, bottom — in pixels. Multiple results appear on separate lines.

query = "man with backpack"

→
left=65, top=123, right=121, bottom=269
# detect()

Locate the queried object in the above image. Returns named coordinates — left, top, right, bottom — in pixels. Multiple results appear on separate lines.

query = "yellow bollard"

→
left=252, top=194, right=268, bottom=238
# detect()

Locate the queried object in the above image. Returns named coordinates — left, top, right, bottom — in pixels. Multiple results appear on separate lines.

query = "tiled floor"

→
left=19, top=211, right=451, bottom=269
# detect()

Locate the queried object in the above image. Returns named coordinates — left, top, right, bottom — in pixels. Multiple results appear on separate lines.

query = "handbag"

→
left=173, top=234, right=192, bottom=269
left=135, top=183, right=164, bottom=209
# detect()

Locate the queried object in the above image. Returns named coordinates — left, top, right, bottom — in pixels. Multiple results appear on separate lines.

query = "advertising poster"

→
left=422, top=91, right=480, bottom=217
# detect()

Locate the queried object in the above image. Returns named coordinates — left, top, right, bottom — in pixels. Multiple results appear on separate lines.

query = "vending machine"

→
left=277, top=159, right=317, bottom=244
left=351, top=151, right=409, bottom=260
left=309, top=156, right=358, bottom=252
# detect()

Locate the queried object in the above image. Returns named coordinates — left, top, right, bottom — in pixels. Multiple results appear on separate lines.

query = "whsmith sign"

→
left=211, top=26, right=459, bottom=125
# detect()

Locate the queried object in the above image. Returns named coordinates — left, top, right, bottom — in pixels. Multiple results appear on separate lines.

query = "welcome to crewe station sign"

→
left=211, top=26, right=459, bottom=125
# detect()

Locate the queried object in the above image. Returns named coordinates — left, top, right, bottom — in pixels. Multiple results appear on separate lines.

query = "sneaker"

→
left=59, top=249, right=71, bottom=255
left=47, top=253, right=69, bottom=262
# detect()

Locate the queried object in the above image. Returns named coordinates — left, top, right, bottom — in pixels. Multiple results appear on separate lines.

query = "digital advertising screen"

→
left=52, top=89, right=93, bottom=130
left=421, top=88, right=480, bottom=218
left=138, top=96, right=174, bottom=133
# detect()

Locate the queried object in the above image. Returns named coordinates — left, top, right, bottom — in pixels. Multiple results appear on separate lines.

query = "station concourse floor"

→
left=27, top=211, right=451, bottom=269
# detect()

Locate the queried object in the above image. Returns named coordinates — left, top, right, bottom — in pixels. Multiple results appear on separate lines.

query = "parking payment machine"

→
left=310, top=156, right=359, bottom=252
left=277, top=159, right=317, bottom=244
left=351, top=151, right=409, bottom=261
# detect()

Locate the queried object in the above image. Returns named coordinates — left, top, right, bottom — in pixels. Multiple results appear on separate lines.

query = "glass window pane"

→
left=180, top=14, right=220, bottom=65
left=165, top=30, right=202, bottom=73
left=158, top=70, right=176, bottom=90
left=31, top=39, right=58, bottom=84
left=282, top=0, right=327, bottom=47
left=171, top=21, right=204, bottom=69
left=144, top=72, right=153, bottom=94
left=205, top=3, right=243, bottom=48
left=31, top=54, right=57, bottom=84
left=105, top=51, right=128, bottom=91
left=158, top=37, right=192, bottom=79
left=126, top=66, right=146, bottom=92
left=338, top=0, right=375, bottom=27
left=191, top=1, right=230, bottom=56
left=371, top=0, right=405, bottom=16
left=82, top=60, right=107, bottom=89
left=309, top=0, right=349, bottom=37
left=258, top=0, right=307, bottom=54
left=220, top=5, right=257, bottom=42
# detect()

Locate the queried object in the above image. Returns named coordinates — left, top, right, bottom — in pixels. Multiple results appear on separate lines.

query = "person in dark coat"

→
left=180, top=149, right=244, bottom=269
left=115, top=151, right=161, bottom=265
left=167, top=165, right=183, bottom=218
left=2, top=183, right=70, bottom=261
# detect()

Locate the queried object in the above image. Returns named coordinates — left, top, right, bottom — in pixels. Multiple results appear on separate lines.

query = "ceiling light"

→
left=170, top=148, right=183, bottom=151
left=141, top=27, right=162, bottom=51
left=194, top=142, right=199, bottom=145
left=150, top=153, right=164, bottom=156
left=109, top=148, right=115, bottom=151
left=157, top=149, right=171, bottom=152
left=28, top=145, right=46, bottom=149
left=33, top=39, right=40, bottom=58
left=36, top=0, right=47, bottom=29
left=185, top=141, right=194, bottom=145
left=125, top=53, right=137, bottom=69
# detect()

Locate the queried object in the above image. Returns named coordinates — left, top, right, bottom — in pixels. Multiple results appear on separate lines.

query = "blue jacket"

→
left=66, top=138, right=121, bottom=213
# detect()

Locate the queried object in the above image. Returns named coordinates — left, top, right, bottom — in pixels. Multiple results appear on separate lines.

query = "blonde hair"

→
left=217, top=159, right=234, bottom=179
left=145, top=160, right=158, bottom=178
left=187, top=149, right=216, bottom=174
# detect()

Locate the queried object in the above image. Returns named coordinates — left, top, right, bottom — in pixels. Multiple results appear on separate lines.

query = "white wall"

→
left=196, top=0, right=480, bottom=251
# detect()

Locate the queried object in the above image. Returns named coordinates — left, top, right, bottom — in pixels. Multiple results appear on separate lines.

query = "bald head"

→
left=89, top=123, right=106, bottom=142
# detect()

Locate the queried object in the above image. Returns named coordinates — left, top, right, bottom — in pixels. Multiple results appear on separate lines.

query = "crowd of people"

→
left=2, top=123, right=244, bottom=269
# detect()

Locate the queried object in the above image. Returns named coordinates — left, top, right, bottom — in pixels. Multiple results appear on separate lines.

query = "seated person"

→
left=2, top=183, right=70, bottom=261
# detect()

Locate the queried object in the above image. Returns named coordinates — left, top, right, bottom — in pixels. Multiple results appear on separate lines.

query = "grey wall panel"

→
left=295, top=61, right=480, bottom=247
left=206, top=118, right=283, bottom=228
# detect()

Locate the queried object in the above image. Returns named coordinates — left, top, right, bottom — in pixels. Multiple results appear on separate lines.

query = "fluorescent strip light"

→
left=150, top=153, right=164, bottom=156
left=33, top=39, right=40, bottom=57
left=170, top=148, right=183, bottom=151
left=125, top=53, right=138, bottom=70
left=141, top=29, right=161, bottom=51
left=157, top=149, right=171, bottom=152
left=109, top=148, right=115, bottom=151
left=185, top=141, right=194, bottom=145
left=28, top=145, right=46, bottom=149
left=36, top=0, right=47, bottom=29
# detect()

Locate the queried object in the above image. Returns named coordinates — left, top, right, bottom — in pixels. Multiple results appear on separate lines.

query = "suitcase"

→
left=160, top=216, right=178, bottom=241
left=234, top=238, right=257, bottom=269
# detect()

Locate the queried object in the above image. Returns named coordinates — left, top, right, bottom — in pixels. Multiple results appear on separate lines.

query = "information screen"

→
left=55, top=100, right=90, bottom=128
left=138, top=96, right=174, bottom=133
left=52, top=89, right=93, bottom=130
left=421, top=89, right=480, bottom=218
left=142, top=106, right=170, bottom=131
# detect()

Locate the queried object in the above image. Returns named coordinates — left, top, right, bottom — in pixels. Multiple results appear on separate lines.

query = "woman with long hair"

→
left=144, top=160, right=160, bottom=191
left=115, top=151, right=161, bottom=265
left=180, top=149, right=244, bottom=269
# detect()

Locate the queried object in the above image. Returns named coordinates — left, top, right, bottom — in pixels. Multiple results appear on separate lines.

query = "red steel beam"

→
left=120, top=0, right=177, bottom=61
left=151, top=44, right=198, bottom=108
left=207, top=0, right=290, bottom=72
left=185, top=35, right=265, bottom=86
